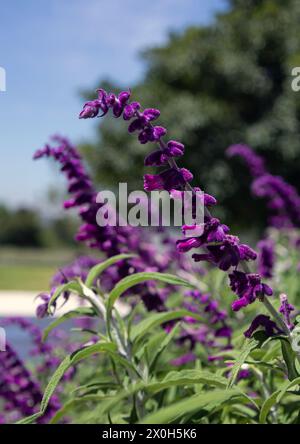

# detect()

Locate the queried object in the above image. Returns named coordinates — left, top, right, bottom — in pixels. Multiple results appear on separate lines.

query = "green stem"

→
left=262, top=297, right=290, bottom=337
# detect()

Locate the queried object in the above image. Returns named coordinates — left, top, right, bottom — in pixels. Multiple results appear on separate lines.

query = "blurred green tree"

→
left=81, top=0, right=300, bottom=231
left=0, top=206, right=43, bottom=247
left=0, top=205, right=78, bottom=248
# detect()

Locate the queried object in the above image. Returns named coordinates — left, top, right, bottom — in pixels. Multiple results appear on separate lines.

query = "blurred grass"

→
left=0, top=265, right=56, bottom=291
left=0, top=247, right=78, bottom=291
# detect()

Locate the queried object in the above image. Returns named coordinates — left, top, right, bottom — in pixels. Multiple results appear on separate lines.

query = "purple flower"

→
left=79, top=89, right=131, bottom=119
left=79, top=100, right=102, bottom=119
left=230, top=271, right=273, bottom=311
left=252, top=174, right=300, bottom=228
left=227, top=144, right=300, bottom=229
left=36, top=293, right=51, bottom=318
left=279, top=293, right=294, bottom=330
left=244, top=314, right=282, bottom=338
left=226, top=144, right=266, bottom=178
left=0, top=342, right=59, bottom=422
left=144, top=141, right=185, bottom=166
left=258, top=238, right=275, bottom=279
left=123, top=102, right=141, bottom=120
left=144, top=168, right=193, bottom=191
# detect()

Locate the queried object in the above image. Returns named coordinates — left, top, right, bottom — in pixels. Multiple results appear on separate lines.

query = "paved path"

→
left=0, top=290, right=130, bottom=317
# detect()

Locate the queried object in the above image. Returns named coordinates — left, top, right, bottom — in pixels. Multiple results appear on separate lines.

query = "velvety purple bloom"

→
left=193, top=235, right=257, bottom=271
left=144, top=168, right=193, bottom=191
left=228, top=144, right=300, bottom=229
left=79, top=100, right=102, bottom=119
left=0, top=341, right=59, bottom=423
left=178, top=218, right=229, bottom=255
left=252, top=174, right=300, bottom=228
left=215, top=325, right=232, bottom=338
left=279, top=293, right=295, bottom=330
left=177, top=236, right=202, bottom=253
left=244, top=314, right=282, bottom=338
left=144, top=140, right=185, bottom=166
left=79, top=89, right=131, bottom=119
left=230, top=271, right=273, bottom=311
left=33, top=144, right=53, bottom=159
left=36, top=293, right=51, bottom=318
left=258, top=238, right=275, bottom=278
left=144, top=149, right=173, bottom=166
left=237, top=369, right=252, bottom=380
left=123, top=102, right=141, bottom=120
left=226, top=144, right=266, bottom=178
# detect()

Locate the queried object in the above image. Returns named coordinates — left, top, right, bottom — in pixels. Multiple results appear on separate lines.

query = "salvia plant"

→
left=2, top=89, right=300, bottom=424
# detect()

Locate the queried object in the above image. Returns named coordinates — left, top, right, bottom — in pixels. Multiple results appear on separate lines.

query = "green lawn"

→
left=0, top=247, right=78, bottom=291
left=0, top=264, right=56, bottom=291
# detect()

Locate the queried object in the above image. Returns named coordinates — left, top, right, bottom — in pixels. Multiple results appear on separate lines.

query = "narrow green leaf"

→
left=85, top=254, right=135, bottom=287
left=277, top=376, right=300, bottom=402
left=259, top=376, right=300, bottom=423
left=148, top=323, right=181, bottom=371
left=50, top=394, right=110, bottom=424
left=227, top=338, right=260, bottom=389
left=48, top=281, right=81, bottom=313
left=131, top=309, right=202, bottom=343
left=138, top=389, right=241, bottom=424
left=42, top=307, right=96, bottom=342
left=17, top=342, right=116, bottom=424
left=147, top=370, right=228, bottom=393
left=107, top=272, right=193, bottom=329
left=280, top=339, right=299, bottom=380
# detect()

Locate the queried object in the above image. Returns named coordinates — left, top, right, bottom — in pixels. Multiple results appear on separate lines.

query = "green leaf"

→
left=148, top=323, right=181, bottom=372
left=130, top=309, right=202, bottom=343
left=85, top=254, right=135, bottom=287
left=138, top=389, right=241, bottom=424
left=17, top=342, right=116, bottom=424
left=107, top=272, right=193, bottom=330
left=227, top=337, right=260, bottom=389
left=147, top=370, right=228, bottom=393
left=277, top=376, right=300, bottom=402
left=259, top=376, right=300, bottom=423
left=42, top=307, right=96, bottom=341
left=108, top=272, right=193, bottom=312
left=50, top=394, right=110, bottom=424
left=48, top=281, right=81, bottom=313
left=280, top=339, right=299, bottom=380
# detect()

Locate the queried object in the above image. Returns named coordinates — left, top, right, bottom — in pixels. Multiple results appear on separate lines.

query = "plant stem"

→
left=262, top=297, right=290, bottom=336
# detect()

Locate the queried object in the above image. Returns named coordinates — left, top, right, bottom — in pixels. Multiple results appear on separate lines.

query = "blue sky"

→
left=0, top=0, right=226, bottom=211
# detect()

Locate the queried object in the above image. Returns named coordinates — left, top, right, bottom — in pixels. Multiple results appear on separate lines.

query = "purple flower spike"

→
left=78, top=89, right=278, bottom=317
left=227, top=144, right=266, bottom=178
left=258, top=238, right=275, bottom=279
left=279, top=293, right=295, bottom=330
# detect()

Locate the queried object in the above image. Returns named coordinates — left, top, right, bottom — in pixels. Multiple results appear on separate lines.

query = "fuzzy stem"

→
left=262, top=297, right=291, bottom=337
